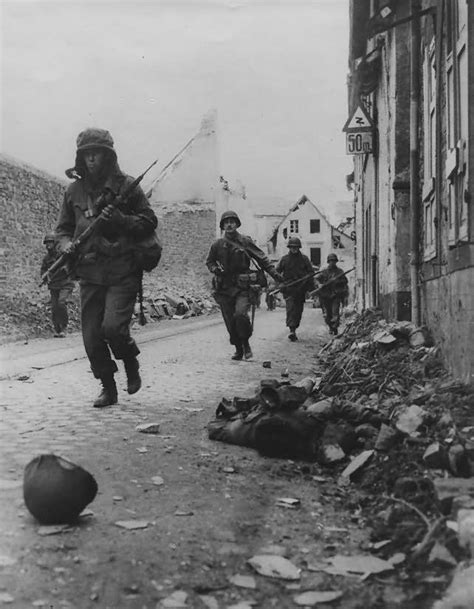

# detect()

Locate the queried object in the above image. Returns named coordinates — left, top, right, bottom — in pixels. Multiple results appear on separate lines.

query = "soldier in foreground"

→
left=276, top=236, right=314, bottom=341
left=206, top=210, right=282, bottom=360
left=56, top=128, right=158, bottom=407
left=315, top=253, right=349, bottom=335
left=40, top=233, right=74, bottom=337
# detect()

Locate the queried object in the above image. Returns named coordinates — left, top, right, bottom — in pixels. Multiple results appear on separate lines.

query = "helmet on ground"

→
left=287, top=237, right=302, bottom=248
left=327, top=253, right=338, bottom=262
left=219, top=210, right=241, bottom=229
left=76, top=128, right=116, bottom=155
left=23, top=454, right=98, bottom=525
left=43, top=233, right=56, bottom=244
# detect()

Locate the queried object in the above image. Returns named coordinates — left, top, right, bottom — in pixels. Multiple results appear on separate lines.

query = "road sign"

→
left=343, top=104, right=375, bottom=132
left=345, top=131, right=374, bottom=155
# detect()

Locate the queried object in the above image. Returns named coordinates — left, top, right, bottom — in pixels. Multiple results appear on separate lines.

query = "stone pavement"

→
left=0, top=306, right=339, bottom=609
left=0, top=308, right=328, bottom=478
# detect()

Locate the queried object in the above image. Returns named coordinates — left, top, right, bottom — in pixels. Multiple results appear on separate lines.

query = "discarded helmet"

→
left=219, top=210, right=241, bottom=230
left=287, top=237, right=302, bottom=248
left=23, top=454, right=98, bottom=525
left=327, top=253, right=338, bottom=262
left=76, top=128, right=115, bottom=154
left=43, top=233, right=56, bottom=244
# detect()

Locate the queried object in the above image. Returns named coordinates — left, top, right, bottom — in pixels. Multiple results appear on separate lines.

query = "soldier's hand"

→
left=101, top=204, right=121, bottom=221
left=274, top=272, right=284, bottom=283
left=61, top=241, right=75, bottom=255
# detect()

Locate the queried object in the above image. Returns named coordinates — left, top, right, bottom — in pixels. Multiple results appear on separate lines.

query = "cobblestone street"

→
left=0, top=308, right=376, bottom=609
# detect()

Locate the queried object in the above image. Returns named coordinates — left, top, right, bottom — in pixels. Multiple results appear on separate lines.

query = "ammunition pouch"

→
left=237, top=270, right=267, bottom=289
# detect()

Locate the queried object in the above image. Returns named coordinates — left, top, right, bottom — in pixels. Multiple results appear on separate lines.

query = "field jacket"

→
left=56, top=170, right=157, bottom=285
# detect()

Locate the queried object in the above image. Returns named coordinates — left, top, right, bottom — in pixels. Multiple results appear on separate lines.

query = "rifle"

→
left=268, top=268, right=325, bottom=296
left=308, top=267, right=355, bottom=298
left=40, top=159, right=158, bottom=286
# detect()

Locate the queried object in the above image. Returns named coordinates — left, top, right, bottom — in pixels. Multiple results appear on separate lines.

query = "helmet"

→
left=23, top=454, right=98, bottom=525
left=219, top=210, right=241, bottom=230
left=76, top=128, right=116, bottom=155
left=287, top=237, right=302, bottom=248
left=43, top=233, right=56, bottom=244
left=67, top=128, right=118, bottom=180
left=327, top=253, right=338, bottom=262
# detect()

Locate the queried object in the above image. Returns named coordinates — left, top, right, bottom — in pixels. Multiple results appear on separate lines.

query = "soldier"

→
left=206, top=210, right=283, bottom=360
left=40, top=233, right=74, bottom=337
left=56, top=128, right=158, bottom=407
left=276, top=237, right=314, bottom=341
left=315, top=253, right=349, bottom=335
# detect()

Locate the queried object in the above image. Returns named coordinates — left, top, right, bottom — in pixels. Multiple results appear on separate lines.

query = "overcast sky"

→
left=1, top=0, right=352, bottom=209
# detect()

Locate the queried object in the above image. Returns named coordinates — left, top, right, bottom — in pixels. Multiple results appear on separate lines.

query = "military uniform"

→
left=276, top=237, right=314, bottom=341
left=40, top=236, right=74, bottom=337
left=316, top=254, right=349, bottom=335
left=206, top=211, right=282, bottom=359
left=56, top=128, right=158, bottom=407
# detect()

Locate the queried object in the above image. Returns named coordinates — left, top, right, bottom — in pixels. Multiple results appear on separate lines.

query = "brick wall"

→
left=0, top=155, right=216, bottom=341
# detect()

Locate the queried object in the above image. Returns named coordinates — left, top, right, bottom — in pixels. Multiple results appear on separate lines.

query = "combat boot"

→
left=231, top=344, right=244, bottom=360
left=242, top=340, right=253, bottom=360
left=124, top=357, right=142, bottom=394
left=288, top=328, right=297, bottom=341
left=93, top=376, right=118, bottom=408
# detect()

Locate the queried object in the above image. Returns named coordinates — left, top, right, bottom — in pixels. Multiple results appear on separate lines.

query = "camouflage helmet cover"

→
left=76, top=128, right=116, bottom=155
left=287, top=236, right=302, bottom=248
left=219, top=210, right=241, bottom=229
left=327, top=253, right=338, bottom=262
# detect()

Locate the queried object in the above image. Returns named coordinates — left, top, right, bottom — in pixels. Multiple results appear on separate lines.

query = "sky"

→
left=1, top=0, right=353, bottom=212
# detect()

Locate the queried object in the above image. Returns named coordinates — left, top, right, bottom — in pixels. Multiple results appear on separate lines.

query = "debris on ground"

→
left=208, top=307, right=474, bottom=598
left=247, top=555, right=301, bottom=580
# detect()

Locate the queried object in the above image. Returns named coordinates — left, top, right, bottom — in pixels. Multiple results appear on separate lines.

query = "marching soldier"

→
left=276, top=237, right=314, bottom=341
left=206, top=210, right=283, bottom=360
left=40, top=233, right=74, bottom=337
left=56, top=128, right=158, bottom=407
left=316, top=253, right=349, bottom=335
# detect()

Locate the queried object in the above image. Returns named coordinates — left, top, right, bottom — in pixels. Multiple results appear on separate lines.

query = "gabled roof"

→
left=270, top=194, right=334, bottom=239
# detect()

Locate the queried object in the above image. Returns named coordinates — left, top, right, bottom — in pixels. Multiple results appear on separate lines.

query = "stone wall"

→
left=0, top=154, right=216, bottom=342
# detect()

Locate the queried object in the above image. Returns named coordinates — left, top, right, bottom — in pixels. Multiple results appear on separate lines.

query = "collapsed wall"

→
left=0, top=154, right=216, bottom=342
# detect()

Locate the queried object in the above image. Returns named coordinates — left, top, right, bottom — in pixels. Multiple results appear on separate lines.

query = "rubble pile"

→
left=138, top=289, right=217, bottom=322
left=313, top=308, right=474, bottom=580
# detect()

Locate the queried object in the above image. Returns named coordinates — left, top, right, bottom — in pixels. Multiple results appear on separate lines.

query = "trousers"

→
left=285, top=291, right=306, bottom=330
left=80, top=277, right=140, bottom=379
left=214, top=290, right=252, bottom=346
left=319, top=296, right=343, bottom=330
left=50, top=287, right=73, bottom=333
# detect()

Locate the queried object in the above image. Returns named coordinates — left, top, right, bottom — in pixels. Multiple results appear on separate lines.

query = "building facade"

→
left=348, top=0, right=473, bottom=381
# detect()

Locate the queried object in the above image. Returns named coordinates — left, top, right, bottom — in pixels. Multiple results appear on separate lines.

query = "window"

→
left=422, top=38, right=437, bottom=260
left=446, top=0, right=468, bottom=244
left=310, top=248, right=321, bottom=267
left=310, top=219, right=320, bottom=233
left=289, top=220, right=299, bottom=233
left=282, top=227, right=288, bottom=239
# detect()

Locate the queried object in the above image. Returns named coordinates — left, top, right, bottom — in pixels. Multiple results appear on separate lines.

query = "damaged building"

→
left=347, top=0, right=473, bottom=382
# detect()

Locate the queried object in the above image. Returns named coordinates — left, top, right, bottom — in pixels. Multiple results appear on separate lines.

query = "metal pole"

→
left=410, top=0, right=421, bottom=325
